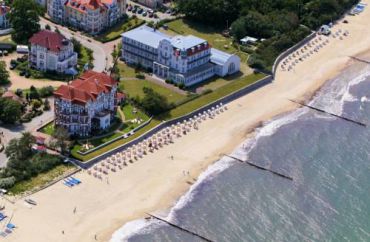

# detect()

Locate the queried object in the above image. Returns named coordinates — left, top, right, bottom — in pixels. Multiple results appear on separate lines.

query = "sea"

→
left=110, top=61, right=370, bottom=242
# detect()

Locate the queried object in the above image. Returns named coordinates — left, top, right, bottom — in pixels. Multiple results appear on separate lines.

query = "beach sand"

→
left=4, top=4, right=370, bottom=241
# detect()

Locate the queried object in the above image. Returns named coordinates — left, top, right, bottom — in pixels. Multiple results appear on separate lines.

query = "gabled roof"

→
left=54, top=71, right=117, bottom=105
left=65, top=0, right=108, bottom=13
left=29, top=30, right=70, bottom=52
left=210, top=48, right=234, bottom=66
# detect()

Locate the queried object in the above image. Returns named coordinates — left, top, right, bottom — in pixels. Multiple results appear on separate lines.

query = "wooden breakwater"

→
left=289, top=99, right=367, bottom=127
left=147, top=213, right=214, bottom=242
left=225, top=155, right=293, bottom=181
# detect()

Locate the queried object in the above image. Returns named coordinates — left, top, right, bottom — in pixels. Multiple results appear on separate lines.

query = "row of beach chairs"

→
left=63, top=177, right=81, bottom=188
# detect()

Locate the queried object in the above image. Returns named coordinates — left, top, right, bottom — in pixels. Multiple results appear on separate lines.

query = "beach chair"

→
left=63, top=181, right=72, bottom=187
left=6, top=223, right=15, bottom=230
left=66, top=178, right=78, bottom=185
left=0, top=231, right=7, bottom=237
left=71, top=177, right=81, bottom=184
left=64, top=180, right=74, bottom=187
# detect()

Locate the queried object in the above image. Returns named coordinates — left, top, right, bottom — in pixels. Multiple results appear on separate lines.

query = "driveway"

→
left=0, top=97, right=55, bottom=167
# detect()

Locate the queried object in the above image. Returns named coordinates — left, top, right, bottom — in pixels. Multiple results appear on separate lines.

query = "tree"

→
left=0, top=61, right=9, bottom=85
left=39, top=86, right=54, bottom=98
left=29, top=85, right=40, bottom=100
left=140, top=87, right=171, bottom=115
left=43, top=98, right=50, bottom=111
left=31, top=99, right=42, bottom=110
left=51, top=126, right=70, bottom=154
left=71, top=37, right=82, bottom=57
left=9, top=0, right=40, bottom=44
left=5, top=132, right=35, bottom=161
left=0, top=98, right=22, bottom=124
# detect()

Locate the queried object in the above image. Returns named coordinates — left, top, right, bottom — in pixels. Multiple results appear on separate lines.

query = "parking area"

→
left=126, top=0, right=177, bottom=22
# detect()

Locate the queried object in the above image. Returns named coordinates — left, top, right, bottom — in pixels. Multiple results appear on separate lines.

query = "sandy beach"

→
left=3, top=3, right=370, bottom=242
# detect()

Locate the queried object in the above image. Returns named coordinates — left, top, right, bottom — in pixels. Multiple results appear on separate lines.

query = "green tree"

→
left=0, top=61, right=9, bottom=85
left=140, top=87, right=171, bottom=115
left=0, top=98, right=22, bottom=124
left=9, top=0, right=40, bottom=44
left=31, top=99, right=42, bottom=110
left=5, top=132, right=35, bottom=161
left=29, top=85, right=40, bottom=100
left=51, top=126, right=70, bottom=154
left=43, top=98, right=50, bottom=111
left=71, top=37, right=82, bottom=57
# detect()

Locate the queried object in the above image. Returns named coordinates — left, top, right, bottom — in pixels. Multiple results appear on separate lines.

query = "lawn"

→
left=163, top=18, right=249, bottom=63
left=164, top=73, right=266, bottom=119
left=121, top=103, right=149, bottom=121
left=9, top=164, right=75, bottom=195
left=40, top=121, right=55, bottom=135
left=96, top=17, right=145, bottom=42
left=117, top=62, right=138, bottom=78
left=71, top=119, right=161, bottom=161
left=120, top=79, right=186, bottom=104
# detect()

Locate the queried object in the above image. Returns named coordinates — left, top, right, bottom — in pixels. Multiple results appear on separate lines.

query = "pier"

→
left=289, top=99, right=367, bottom=127
left=147, top=213, right=214, bottom=242
left=225, top=155, right=293, bottom=181
left=349, top=56, right=370, bottom=64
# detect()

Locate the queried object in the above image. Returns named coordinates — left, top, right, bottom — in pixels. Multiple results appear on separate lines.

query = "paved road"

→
left=40, top=17, right=113, bottom=72
left=0, top=98, right=55, bottom=167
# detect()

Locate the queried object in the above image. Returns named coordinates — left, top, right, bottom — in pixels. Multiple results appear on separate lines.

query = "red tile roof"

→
left=54, top=71, right=117, bottom=105
left=65, top=0, right=107, bottom=13
left=29, top=30, right=70, bottom=52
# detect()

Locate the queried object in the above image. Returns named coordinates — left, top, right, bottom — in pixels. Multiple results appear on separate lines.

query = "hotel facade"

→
left=29, top=30, right=78, bottom=73
left=121, top=26, right=240, bottom=86
left=47, top=0, right=126, bottom=34
left=53, top=71, right=121, bottom=136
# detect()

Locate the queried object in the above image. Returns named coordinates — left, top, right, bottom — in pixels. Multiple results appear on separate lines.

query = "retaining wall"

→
left=73, top=75, right=273, bottom=169
left=271, top=32, right=317, bottom=78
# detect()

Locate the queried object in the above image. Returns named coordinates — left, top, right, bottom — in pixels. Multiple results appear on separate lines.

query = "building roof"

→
left=210, top=48, right=234, bottom=66
left=2, top=91, right=24, bottom=103
left=65, top=0, right=108, bottom=13
left=29, top=30, right=70, bottom=52
left=170, top=35, right=206, bottom=50
left=54, top=71, right=117, bottom=105
left=121, top=25, right=171, bottom=48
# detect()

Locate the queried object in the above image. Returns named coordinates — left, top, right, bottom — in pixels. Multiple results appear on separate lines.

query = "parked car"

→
left=142, top=11, right=147, bottom=16
left=165, top=9, right=171, bottom=14
left=20, top=70, right=26, bottom=76
left=149, top=12, right=154, bottom=18
left=25, top=72, right=31, bottom=78
left=132, top=8, right=137, bottom=13
left=127, top=5, right=132, bottom=11
left=138, top=8, right=143, bottom=14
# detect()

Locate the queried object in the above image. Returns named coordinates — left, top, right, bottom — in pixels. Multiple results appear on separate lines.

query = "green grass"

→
left=163, top=18, right=249, bottom=63
left=71, top=119, right=161, bottom=161
left=121, top=104, right=149, bottom=121
left=40, top=121, right=55, bottom=135
left=96, top=18, right=145, bottom=42
left=78, top=46, right=94, bottom=67
left=9, top=164, right=75, bottom=195
left=120, top=79, right=186, bottom=104
left=164, top=73, right=266, bottom=119
left=117, top=62, right=138, bottom=78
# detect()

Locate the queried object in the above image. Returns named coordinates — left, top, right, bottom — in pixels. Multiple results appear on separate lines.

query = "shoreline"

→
left=4, top=3, right=370, bottom=241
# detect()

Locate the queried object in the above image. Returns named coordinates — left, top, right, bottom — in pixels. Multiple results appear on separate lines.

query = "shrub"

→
left=135, top=73, right=145, bottom=79
left=39, top=86, right=54, bottom=98
left=201, top=89, right=213, bottom=95
left=0, top=176, right=15, bottom=189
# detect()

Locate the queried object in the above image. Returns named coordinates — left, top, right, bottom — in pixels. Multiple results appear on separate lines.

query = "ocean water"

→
left=110, top=62, right=370, bottom=242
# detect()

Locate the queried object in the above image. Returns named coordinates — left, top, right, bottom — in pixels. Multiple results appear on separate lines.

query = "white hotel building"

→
left=121, top=26, right=240, bottom=87
left=29, top=30, right=78, bottom=73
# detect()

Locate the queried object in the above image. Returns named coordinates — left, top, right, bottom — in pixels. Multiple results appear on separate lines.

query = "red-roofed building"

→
left=48, top=0, right=126, bottom=34
left=29, top=30, right=78, bottom=73
left=54, top=71, right=120, bottom=136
